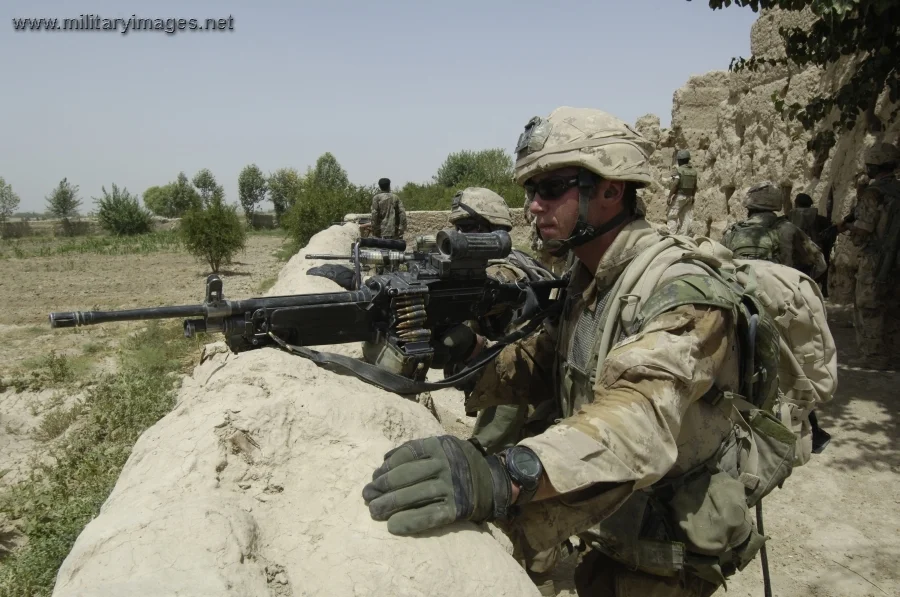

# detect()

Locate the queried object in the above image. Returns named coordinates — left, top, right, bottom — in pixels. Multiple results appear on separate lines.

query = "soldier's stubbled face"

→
left=527, top=166, right=626, bottom=242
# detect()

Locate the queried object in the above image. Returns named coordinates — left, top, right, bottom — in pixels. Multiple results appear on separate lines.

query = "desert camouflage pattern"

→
left=513, top=107, right=655, bottom=187
left=448, top=187, right=512, bottom=228
left=370, top=192, right=407, bottom=239
left=864, top=142, right=900, bottom=166
left=667, top=192, right=694, bottom=235
left=722, top=212, right=827, bottom=279
left=742, top=181, right=783, bottom=211
left=467, top=220, right=745, bottom=594
left=851, top=173, right=900, bottom=364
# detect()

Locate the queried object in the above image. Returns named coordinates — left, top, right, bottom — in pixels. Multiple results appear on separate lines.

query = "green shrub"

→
left=178, top=199, right=247, bottom=272
left=282, top=183, right=372, bottom=248
left=95, top=184, right=153, bottom=235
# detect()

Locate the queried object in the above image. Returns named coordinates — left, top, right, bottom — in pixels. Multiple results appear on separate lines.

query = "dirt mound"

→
left=51, top=224, right=540, bottom=597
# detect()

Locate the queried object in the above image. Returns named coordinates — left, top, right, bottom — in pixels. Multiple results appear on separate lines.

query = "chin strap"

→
left=542, top=170, right=633, bottom=257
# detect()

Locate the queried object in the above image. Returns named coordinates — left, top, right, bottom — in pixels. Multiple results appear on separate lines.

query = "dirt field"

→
left=0, top=232, right=897, bottom=596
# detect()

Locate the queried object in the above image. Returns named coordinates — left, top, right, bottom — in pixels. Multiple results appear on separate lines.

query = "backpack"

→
left=594, top=233, right=836, bottom=478
left=722, top=213, right=785, bottom=262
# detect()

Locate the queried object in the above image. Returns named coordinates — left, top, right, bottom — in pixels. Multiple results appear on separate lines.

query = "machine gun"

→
left=306, top=234, right=439, bottom=286
left=48, top=230, right=567, bottom=397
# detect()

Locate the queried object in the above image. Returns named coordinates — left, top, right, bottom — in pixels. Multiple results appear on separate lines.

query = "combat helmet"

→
left=742, top=181, right=783, bottom=211
left=448, top=187, right=512, bottom=229
left=676, top=149, right=691, bottom=161
left=864, top=142, right=900, bottom=166
left=513, top=106, right=655, bottom=254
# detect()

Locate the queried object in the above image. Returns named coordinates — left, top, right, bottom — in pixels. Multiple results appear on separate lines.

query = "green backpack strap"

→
left=632, top=273, right=742, bottom=334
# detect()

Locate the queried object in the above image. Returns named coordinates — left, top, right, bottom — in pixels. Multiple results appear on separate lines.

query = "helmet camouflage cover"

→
left=676, top=149, right=691, bottom=161
left=513, top=106, right=655, bottom=186
left=742, top=181, right=784, bottom=211
left=864, top=142, right=900, bottom=166
left=448, top=187, right=512, bottom=228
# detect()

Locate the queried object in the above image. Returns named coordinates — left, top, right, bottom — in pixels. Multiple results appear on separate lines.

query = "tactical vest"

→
left=722, top=212, right=784, bottom=262
left=675, top=164, right=698, bottom=194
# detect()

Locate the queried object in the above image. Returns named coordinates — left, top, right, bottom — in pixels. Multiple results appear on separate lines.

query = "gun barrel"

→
left=49, top=304, right=206, bottom=329
left=305, top=254, right=352, bottom=260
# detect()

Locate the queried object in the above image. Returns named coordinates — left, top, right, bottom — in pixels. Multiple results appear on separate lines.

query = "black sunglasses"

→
left=524, top=176, right=580, bottom=201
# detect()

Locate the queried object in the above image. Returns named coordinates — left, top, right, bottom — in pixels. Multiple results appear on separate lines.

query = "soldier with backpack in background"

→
left=666, top=149, right=698, bottom=235
left=722, top=182, right=831, bottom=452
left=722, top=182, right=827, bottom=281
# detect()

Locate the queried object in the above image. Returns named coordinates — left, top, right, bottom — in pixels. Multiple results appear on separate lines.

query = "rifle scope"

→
left=435, top=230, right=511, bottom=261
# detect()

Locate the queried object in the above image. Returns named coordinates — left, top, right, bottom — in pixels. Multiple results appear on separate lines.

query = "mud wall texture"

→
left=634, top=7, right=900, bottom=302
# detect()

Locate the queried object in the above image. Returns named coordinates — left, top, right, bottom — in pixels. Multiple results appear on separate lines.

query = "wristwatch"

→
left=503, top=446, right=544, bottom=506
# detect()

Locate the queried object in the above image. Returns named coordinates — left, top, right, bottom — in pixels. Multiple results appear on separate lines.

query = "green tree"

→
left=142, top=184, right=174, bottom=217
left=0, top=177, right=21, bottom=225
left=237, top=164, right=268, bottom=226
left=308, top=152, right=350, bottom=191
left=179, top=200, right=247, bottom=273
left=699, top=0, right=900, bottom=152
left=192, top=168, right=223, bottom=207
left=143, top=173, right=201, bottom=218
left=94, top=183, right=154, bottom=235
left=45, top=178, right=83, bottom=235
left=282, top=152, right=372, bottom=247
left=434, top=148, right=514, bottom=188
left=267, top=167, right=303, bottom=225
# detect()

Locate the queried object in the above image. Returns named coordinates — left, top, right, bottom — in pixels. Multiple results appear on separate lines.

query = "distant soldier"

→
left=791, top=192, right=833, bottom=294
left=838, top=143, right=900, bottom=370
left=723, top=181, right=831, bottom=452
left=666, top=149, right=698, bottom=235
left=370, top=178, right=407, bottom=240
left=722, top=181, right=827, bottom=280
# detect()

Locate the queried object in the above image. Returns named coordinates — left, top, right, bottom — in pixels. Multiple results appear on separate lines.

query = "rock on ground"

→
left=51, top=224, right=540, bottom=597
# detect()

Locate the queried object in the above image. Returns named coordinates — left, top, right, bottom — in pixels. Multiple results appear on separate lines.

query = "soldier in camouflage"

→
left=364, top=107, right=766, bottom=597
left=722, top=182, right=827, bottom=280
left=370, top=178, right=407, bottom=240
left=791, top=193, right=833, bottom=295
left=666, top=149, right=698, bottom=235
left=837, top=142, right=900, bottom=370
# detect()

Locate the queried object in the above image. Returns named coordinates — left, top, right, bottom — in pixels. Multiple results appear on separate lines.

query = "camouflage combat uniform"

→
left=721, top=182, right=827, bottom=281
left=666, top=151, right=697, bottom=236
left=370, top=191, right=407, bottom=239
left=466, top=219, right=747, bottom=596
left=850, top=166, right=900, bottom=366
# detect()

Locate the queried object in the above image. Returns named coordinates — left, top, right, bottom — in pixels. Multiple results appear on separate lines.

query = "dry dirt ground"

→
left=0, top=234, right=288, bottom=492
left=1, top=233, right=897, bottom=596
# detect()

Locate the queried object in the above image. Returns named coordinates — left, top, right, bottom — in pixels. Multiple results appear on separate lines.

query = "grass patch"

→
left=274, top=239, right=300, bottom=262
left=32, top=403, right=84, bottom=442
left=0, top=321, right=199, bottom=596
left=0, top=231, right=182, bottom=259
left=255, top=275, right=278, bottom=295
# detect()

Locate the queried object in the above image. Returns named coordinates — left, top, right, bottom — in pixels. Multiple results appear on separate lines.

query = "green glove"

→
left=362, top=435, right=513, bottom=536
left=430, top=324, right=478, bottom=368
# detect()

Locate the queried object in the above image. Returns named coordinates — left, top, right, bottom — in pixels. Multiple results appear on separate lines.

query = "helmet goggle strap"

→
left=543, top=169, right=633, bottom=257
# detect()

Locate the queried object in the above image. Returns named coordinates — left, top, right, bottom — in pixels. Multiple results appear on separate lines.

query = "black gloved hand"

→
left=362, top=435, right=512, bottom=536
left=430, top=324, right=478, bottom=368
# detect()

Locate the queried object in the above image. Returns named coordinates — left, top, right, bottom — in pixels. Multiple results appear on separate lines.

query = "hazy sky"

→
left=3, top=0, right=759, bottom=212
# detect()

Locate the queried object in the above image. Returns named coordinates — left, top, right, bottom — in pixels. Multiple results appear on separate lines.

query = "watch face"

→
left=511, top=448, right=541, bottom=478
